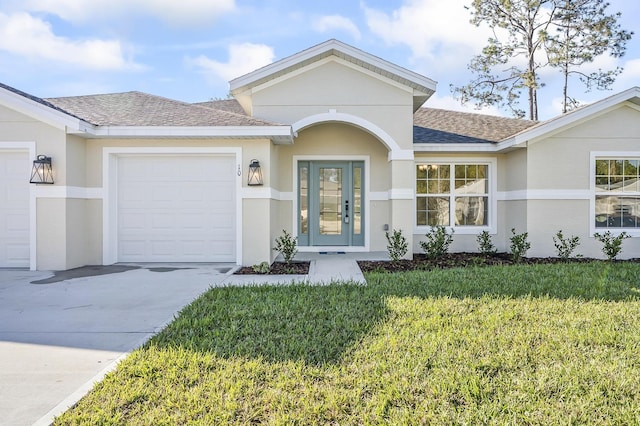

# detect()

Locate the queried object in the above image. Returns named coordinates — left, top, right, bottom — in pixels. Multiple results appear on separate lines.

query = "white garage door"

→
left=117, top=155, right=236, bottom=262
left=0, top=151, right=30, bottom=268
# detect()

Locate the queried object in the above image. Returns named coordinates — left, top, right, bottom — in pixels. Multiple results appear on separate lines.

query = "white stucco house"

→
left=1, top=39, right=639, bottom=270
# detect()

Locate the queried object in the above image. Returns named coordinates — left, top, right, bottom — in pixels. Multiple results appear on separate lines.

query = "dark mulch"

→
left=357, top=252, right=638, bottom=273
left=235, top=261, right=310, bottom=275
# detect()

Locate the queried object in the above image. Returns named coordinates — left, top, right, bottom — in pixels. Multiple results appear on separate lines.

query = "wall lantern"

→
left=247, top=159, right=264, bottom=186
left=30, top=155, right=54, bottom=184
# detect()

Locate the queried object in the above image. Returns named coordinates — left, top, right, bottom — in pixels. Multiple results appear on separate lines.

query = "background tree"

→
left=453, top=0, right=631, bottom=120
left=453, top=0, right=557, bottom=120
left=546, top=0, right=632, bottom=113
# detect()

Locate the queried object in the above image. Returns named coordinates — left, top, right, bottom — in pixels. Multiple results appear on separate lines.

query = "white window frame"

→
left=414, top=157, right=497, bottom=235
left=590, top=151, right=640, bottom=237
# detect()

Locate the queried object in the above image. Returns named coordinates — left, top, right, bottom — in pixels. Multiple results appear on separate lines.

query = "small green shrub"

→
left=273, top=229, right=298, bottom=264
left=476, top=230, right=497, bottom=255
left=593, top=230, right=630, bottom=261
left=420, top=225, right=454, bottom=259
left=553, top=230, right=581, bottom=260
left=509, top=228, right=530, bottom=262
left=386, top=229, right=408, bottom=262
left=251, top=261, right=270, bottom=273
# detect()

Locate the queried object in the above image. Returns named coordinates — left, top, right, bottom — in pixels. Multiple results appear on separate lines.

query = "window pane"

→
left=416, top=165, right=427, bottom=179
left=353, top=167, right=362, bottom=235
left=455, top=196, right=488, bottom=226
left=417, top=211, right=427, bottom=226
left=595, top=195, right=640, bottom=228
left=427, top=197, right=449, bottom=226
left=595, top=159, right=609, bottom=176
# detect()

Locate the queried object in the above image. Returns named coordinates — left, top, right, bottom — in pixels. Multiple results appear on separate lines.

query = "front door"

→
left=298, top=161, right=364, bottom=246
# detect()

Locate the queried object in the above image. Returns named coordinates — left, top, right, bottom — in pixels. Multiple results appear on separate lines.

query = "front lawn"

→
left=56, top=262, right=640, bottom=425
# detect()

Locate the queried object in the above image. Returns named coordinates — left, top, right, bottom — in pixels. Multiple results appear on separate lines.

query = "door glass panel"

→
left=299, top=166, right=308, bottom=234
left=319, top=167, right=342, bottom=235
left=354, top=166, right=362, bottom=235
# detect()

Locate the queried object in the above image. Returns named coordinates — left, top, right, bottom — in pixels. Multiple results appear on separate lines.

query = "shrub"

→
left=273, top=229, right=298, bottom=264
left=386, top=229, right=408, bottom=262
left=509, top=228, right=530, bottom=262
left=593, top=230, right=630, bottom=261
left=553, top=230, right=581, bottom=260
left=420, top=225, right=454, bottom=259
left=251, top=261, right=270, bottom=273
left=476, top=230, right=497, bottom=255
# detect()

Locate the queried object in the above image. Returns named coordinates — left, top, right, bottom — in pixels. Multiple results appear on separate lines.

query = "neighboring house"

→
left=1, top=39, right=639, bottom=271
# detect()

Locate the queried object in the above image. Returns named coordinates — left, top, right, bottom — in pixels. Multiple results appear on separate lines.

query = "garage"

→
left=0, top=151, right=30, bottom=268
left=117, top=155, right=236, bottom=263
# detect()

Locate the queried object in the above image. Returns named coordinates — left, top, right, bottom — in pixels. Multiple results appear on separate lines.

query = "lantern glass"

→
left=30, top=155, right=54, bottom=184
left=248, top=160, right=263, bottom=186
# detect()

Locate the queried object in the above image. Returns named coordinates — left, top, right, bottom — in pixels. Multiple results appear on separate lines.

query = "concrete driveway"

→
left=0, top=264, right=233, bottom=426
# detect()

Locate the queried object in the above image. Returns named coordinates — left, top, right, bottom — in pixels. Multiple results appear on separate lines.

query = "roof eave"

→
left=413, top=142, right=499, bottom=153
left=0, top=86, right=93, bottom=133
left=86, top=125, right=295, bottom=143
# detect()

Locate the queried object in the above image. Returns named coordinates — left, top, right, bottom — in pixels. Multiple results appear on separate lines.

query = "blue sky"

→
left=0, top=0, right=638, bottom=120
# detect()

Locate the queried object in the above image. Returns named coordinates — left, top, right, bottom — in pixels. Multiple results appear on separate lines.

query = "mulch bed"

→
left=357, top=252, right=638, bottom=273
left=234, top=261, right=310, bottom=275
left=235, top=253, right=640, bottom=275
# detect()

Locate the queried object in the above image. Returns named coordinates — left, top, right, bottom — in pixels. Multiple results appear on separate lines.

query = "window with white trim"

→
left=595, top=158, right=640, bottom=229
left=416, top=163, right=489, bottom=227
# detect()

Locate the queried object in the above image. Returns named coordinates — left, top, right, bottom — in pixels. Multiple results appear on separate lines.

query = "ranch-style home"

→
left=1, top=39, right=639, bottom=271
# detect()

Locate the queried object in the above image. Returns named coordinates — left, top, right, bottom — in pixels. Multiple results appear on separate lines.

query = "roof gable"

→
left=229, top=39, right=437, bottom=111
left=504, top=87, right=640, bottom=147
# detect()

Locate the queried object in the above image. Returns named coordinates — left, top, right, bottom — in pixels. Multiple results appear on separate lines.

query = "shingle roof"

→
left=45, top=91, right=278, bottom=126
left=413, top=108, right=538, bottom=144
left=194, top=99, right=247, bottom=116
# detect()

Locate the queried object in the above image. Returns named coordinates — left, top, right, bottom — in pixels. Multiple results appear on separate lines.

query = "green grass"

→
left=56, top=262, right=640, bottom=425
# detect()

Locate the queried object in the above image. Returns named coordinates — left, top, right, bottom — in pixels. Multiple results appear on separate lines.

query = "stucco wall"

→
left=250, top=59, right=415, bottom=151
left=524, top=104, right=640, bottom=259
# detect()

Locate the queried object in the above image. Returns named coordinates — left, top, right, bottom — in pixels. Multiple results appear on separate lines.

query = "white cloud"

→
left=190, top=43, right=275, bottom=82
left=425, top=93, right=504, bottom=116
left=363, top=0, right=492, bottom=68
left=313, top=15, right=361, bottom=40
left=15, top=0, right=235, bottom=27
left=0, top=12, right=138, bottom=70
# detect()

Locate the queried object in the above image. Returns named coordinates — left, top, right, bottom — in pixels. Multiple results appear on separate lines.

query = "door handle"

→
left=344, top=200, right=350, bottom=224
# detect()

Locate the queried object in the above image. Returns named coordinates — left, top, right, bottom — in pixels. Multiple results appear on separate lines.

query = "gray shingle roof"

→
left=413, top=108, right=538, bottom=144
left=194, top=99, right=247, bottom=116
left=45, top=91, right=278, bottom=126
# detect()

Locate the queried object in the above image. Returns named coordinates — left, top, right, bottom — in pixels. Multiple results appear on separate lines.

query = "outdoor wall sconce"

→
left=30, top=155, right=54, bottom=184
left=247, top=159, right=264, bottom=186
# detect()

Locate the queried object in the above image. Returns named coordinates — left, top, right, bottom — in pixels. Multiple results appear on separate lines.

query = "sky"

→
left=0, top=0, right=638, bottom=120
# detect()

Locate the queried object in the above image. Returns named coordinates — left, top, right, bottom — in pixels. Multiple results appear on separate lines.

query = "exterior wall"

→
left=251, top=59, right=415, bottom=151
left=524, top=104, right=640, bottom=259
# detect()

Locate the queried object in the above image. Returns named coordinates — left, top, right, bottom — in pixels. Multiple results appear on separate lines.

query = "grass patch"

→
left=56, top=262, right=640, bottom=425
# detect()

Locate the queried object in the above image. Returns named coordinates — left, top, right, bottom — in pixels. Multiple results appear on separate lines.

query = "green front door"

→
left=298, top=161, right=364, bottom=247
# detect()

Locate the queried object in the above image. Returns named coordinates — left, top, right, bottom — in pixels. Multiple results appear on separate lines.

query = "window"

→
left=416, top=163, right=489, bottom=228
left=595, top=158, right=640, bottom=229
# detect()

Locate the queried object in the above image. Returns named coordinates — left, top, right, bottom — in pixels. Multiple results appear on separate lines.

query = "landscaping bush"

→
left=420, top=225, right=454, bottom=259
left=385, top=229, right=408, bottom=262
left=594, top=230, right=630, bottom=261
left=273, top=229, right=298, bottom=264
left=553, top=230, right=581, bottom=260
left=509, top=228, right=530, bottom=262
left=476, top=230, right=497, bottom=255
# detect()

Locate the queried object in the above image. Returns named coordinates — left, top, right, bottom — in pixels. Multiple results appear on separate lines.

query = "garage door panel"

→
left=0, top=151, right=30, bottom=268
left=118, top=155, right=236, bottom=262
